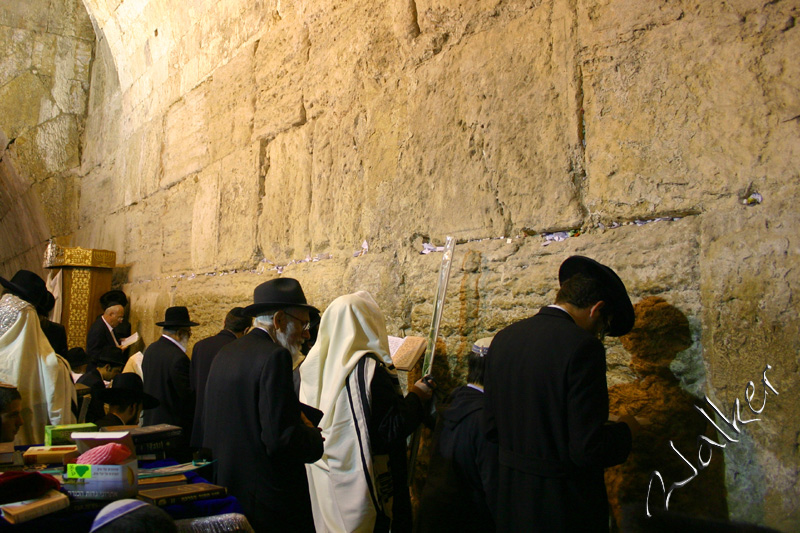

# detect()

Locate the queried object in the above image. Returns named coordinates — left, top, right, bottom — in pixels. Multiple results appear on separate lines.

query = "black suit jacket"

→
left=189, top=329, right=237, bottom=447
left=85, top=315, right=117, bottom=374
left=483, top=306, right=632, bottom=532
left=142, top=336, right=194, bottom=436
left=202, top=328, right=323, bottom=532
left=76, top=368, right=106, bottom=424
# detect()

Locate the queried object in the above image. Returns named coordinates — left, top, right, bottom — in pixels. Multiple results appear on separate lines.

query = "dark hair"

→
left=93, top=505, right=177, bottom=533
left=467, top=351, right=486, bottom=386
left=107, top=395, right=139, bottom=411
left=224, top=307, right=252, bottom=333
left=555, top=273, right=610, bottom=310
left=0, top=387, right=21, bottom=413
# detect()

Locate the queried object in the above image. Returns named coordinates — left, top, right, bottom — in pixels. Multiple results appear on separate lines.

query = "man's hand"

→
left=618, top=413, right=643, bottom=439
left=411, top=375, right=436, bottom=402
left=301, top=412, right=325, bottom=441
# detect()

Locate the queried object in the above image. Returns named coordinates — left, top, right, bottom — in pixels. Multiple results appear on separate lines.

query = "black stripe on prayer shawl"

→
left=358, top=357, right=372, bottom=423
left=346, top=362, right=380, bottom=512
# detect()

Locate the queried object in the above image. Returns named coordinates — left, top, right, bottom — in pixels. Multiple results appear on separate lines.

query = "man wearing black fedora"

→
left=483, top=256, right=641, bottom=532
left=203, top=278, right=324, bottom=533
left=0, top=270, right=77, bottom=444
left=86, top=290, right=129, bottom=373
left=96, top=373, right=159, bottom=427
left=77, top=345, right=127, bottom=424
left=142, top=306, right=198, bottom=438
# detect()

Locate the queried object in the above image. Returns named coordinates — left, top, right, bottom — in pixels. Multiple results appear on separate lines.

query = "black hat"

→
left=558, top=256, right=635, bottom=337
left=96, top=346, right=127, bottom=367
left=155, top=306, right=199, bottom=328
left=0, top=270, right=48, bottom=309
left=37, top=291, right=56, bottom=316
left=66, top=347, right=92, bottom=368
left=98, top=373, right=159, bottom=410
left=244, top=278, right=319, bottom=317
left=100, top=290, right=128, bottom=310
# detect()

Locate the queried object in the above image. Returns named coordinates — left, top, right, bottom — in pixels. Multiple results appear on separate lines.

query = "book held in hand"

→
left=137, top=482, right=227, bottom=506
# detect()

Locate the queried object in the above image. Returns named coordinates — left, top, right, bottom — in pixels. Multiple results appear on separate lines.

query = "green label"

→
left=67, top=464, right=92, bottom=479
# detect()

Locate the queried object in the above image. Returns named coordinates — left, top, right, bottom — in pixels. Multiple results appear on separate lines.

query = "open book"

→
left=119, top=331, right=139, bottom=349
left=388, top=336, right=427, bottom=371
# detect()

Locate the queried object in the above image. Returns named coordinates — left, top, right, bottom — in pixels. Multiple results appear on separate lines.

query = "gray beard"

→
left=275, top=324, right=304, bottom=369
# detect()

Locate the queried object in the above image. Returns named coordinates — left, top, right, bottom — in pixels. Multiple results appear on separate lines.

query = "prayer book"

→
left=388, top=335, right=427, bottom=371
left=22, top=445, right=79, bottom=465
left=119, top=332, right=139, bottom=349
left=137, top=474, right=187, bottom=490
left=137, top=482, right=227, bottom=506
left=0, top=489, right=69, bottom=524
left=0, top=442, right=15, bottom=464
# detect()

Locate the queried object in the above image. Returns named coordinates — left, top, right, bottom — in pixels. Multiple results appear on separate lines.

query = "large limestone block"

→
left=120, top=119, right=163, bottom=203
left=580, top=2, right=796, bottom=219
left=35, top=115, right=81, bottom=174
left=700, top=199, right=800, bottom=529
left=207, top=43, right=256, bottom=162
left=253, top=20, right=310, bottom=139
left=191, top=161, right=220, bottom=272
left=257, top=125, right=313, bottom=261
left=45, top=0, right=94, bottom=40
left=79, top=164, right=120, bottom=227
left=0, top=26, right=33, bottom=82
left=402, top=7, right=584, bottom=240
left=0, top=189, right=50, bottom=262
left=0, top=0, right=49, bottom=31
left=124, top=195, right=166, bottom=280
left=0, top=71, right=50, bottom=140
left=217, top=145, right=260, bottom=268
left=162, top=83, right=211, bottom=188
left=34, top=174, right=79, bottom=238
left=161, top=178, right=198, bottom=273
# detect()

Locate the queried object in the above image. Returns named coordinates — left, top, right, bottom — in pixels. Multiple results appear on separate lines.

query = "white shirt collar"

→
left=547, top=304, right=570, bottom=314
left=161, top=334, right=186, bottom=353
left=466, top=383, right=484, bottom=393
left=102, top=315, right=120, bottom=346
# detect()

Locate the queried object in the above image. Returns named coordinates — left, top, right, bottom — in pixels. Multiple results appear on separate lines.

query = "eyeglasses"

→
left=283, top=311, right=311, bottom=332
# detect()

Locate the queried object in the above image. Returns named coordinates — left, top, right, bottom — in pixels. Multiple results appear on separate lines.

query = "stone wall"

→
left=0, top=0, right=94, bottom=276
left=1, top=0, right=799, bottom=529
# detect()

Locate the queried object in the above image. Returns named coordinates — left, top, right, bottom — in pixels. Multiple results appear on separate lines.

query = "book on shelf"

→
left=137, top=482, right=226, bottom=506
left=0, top=489, right=69, bottom=524
left=22, top=445, right=79, bottom=465
left=137, top=474, right=187, bottom=490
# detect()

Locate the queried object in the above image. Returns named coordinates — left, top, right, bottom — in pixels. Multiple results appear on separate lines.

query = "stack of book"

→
left=22, top=445, right=79, bottom=465
left=0, top=489, right=69, bottom=524
left=137, top=482, right=226, bottom=506
left=103, top=424, right=184, bottom=460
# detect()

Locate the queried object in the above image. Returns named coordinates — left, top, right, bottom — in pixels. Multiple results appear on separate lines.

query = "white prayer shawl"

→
left=300, top=291, right=394, bottom=533
left=0, top=294, right=76, bottom=445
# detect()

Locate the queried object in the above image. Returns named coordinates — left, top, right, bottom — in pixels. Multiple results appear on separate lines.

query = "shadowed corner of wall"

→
left=605, top=296, right=730, bottom=532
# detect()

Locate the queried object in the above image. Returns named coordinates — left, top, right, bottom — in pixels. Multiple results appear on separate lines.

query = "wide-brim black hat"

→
left=558, top=256, right=635, bottom=337
left=155, top=306, right=199, bottom=327
left=100, top=290, right=128, bottom=310
left=37, top=291, right=56, bottom=316
left=244, top=278, right=319, bottom=317
left=0, top=270, right=48, bottom=309
left=96, top=346, right=127, bottom=367
left=98, top=372, right=159, bottom=410
left=66, top=347, right=92, bottom=368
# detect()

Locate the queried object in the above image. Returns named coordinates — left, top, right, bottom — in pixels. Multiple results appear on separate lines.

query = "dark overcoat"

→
left=417, top=385, right=498, bottom=533
left=483, top=306, right=632, bottom=532
left=76, top=367, right=106, bottom=424
left=189, top=329, right=237, bottom=447
left=202, top=328, right=324, bottom=532
left=40, top=318, right=68, bottom=357
left=142, top=336, right=194, bottom=436
left=85, top=315, right=117, bottom=372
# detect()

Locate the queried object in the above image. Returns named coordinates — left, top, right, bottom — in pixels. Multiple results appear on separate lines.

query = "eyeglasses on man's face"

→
left=283, top=310, right=311, bottom=332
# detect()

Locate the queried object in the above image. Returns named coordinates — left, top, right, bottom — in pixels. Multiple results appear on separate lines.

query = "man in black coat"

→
left=203, top=278, right=324, bottom=532
left=189, top=307, right=251, bottom=447
left=85, top=290, right=128, bottom=372
left=418, top=338, right=498, bottom=533
left=142, top=306, right=197, bottom=439
left=484, top=256, right=641, bottom=532
left=76, top=346, right=126, bottom=424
